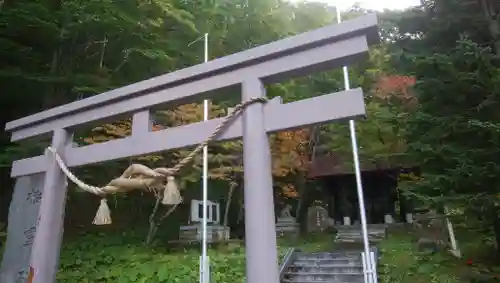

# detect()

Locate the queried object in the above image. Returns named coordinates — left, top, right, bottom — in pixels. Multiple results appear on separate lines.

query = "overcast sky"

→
left=291, top=0, right=421, bottom=11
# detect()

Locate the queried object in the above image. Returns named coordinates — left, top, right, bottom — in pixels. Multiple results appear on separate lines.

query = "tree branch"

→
left=145, top=195, right=179, bottom=245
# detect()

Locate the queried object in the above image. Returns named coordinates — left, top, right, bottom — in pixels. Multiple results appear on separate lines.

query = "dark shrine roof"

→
left=307, top=153, right=416, bottom=178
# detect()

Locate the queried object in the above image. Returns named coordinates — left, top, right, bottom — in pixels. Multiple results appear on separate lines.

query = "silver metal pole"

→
left=336, top=8, right=373, bottom=283
left=187, top=34, right=210, bottom=283
left=202, top=33, right=209, bottom=283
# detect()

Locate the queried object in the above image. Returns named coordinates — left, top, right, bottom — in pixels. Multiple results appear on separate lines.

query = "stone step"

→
left=282, top=277, right=364, bottom=283
left=295, top=253, right=362, bottom=258
left=334, top=227, right=387, bottom=244
left=292, top=259, right=361, bottom=266
left=292, top=260, right=361, bottom=268
left=286, top=265, right=363, bottom=273
left=299, top=251, right=363, bottom=256
left=295, top=254, right=361, bottom=261
left=283, top=272, right=364, bottom=283
left=285, top=271, right=363, bottom=276
left=280, top=250, right=378, bottom=283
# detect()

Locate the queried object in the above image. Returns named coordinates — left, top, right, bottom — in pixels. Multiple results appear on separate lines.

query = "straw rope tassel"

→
left=93, top=198, right=112, bottom=225
left=162, top=176, right=182, bottom=205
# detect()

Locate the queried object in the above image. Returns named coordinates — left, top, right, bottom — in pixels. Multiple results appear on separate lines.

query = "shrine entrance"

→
left=0, top=14, right=379, bottom=283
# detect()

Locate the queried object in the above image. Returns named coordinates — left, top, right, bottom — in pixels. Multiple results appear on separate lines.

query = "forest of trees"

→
left=1, top=0, right=500, bottom=260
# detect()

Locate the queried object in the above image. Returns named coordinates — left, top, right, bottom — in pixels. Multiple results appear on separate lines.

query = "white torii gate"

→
left=0, top=14, right=379, bottom=283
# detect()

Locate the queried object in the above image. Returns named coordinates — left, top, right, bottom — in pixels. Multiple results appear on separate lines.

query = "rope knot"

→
left=46, top=96, right=268, bottom=225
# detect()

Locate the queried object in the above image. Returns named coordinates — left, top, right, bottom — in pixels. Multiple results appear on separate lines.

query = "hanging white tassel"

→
left=93, top=198, right=112, bottom=225
left=162, top=176, right=182, bottom=205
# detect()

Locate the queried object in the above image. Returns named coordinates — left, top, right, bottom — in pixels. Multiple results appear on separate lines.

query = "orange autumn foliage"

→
left=83, top=119, right=165, bottom=162
left=375, top=75, right=416, bottom=95
left=281, top=183, right=299, bottom=198
left=270, top=128, right=310, bottom=199
left=374, top=74, right=417, bottom=108
left=270, top=129, right=309, bottom=177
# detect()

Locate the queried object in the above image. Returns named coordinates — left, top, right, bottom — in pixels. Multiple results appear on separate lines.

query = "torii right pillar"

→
left=242, top=78, right=280, bottom=283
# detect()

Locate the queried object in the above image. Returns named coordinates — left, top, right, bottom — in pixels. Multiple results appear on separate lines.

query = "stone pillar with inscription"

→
left=0, top=174, right=45, bottom=283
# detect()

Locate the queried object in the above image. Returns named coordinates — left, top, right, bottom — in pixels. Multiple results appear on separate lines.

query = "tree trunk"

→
left=492, top=208, right=500, bottom=255
left=145, top=202, right=179, bottom=245
left=297, top=183, right=316, bottom=234
left=223, top=181, right=237, bottom=227
left=237, top=198, right=244, bottom=224
left=294, top=172, right=306, bottom=219
left=296, top=125, right=320, bottom=234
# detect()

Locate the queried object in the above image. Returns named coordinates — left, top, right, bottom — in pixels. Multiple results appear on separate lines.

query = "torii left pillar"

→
left=30, top=129, right=71, bottom=283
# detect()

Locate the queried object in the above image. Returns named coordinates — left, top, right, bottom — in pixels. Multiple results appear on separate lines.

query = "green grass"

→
left=58, top=232, right=245, bottom=283
left=378, top=229, right=500, bottom=283
left=277, top=233, right=336, bottom=252
left=15, top=228, right=497, bottom=283
left=378, top=232, right=462, bottom=283
left=56, top=231, right=337, bottom=283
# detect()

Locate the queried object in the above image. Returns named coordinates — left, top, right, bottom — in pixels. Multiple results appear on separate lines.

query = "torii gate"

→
left=0, top=14, right=379, bottom=283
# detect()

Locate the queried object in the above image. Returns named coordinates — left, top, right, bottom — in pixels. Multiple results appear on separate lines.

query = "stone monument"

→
left=306, top=205, right=331, bottom=233
left=179, top=199, right=230, bottom=243
left=275, top=204, right=299, bottom=237
left=414, top=210, right=446, bottom=252
left=414, top=209, right=461, bottom=257
left=0, top=174, right=45, bottom=283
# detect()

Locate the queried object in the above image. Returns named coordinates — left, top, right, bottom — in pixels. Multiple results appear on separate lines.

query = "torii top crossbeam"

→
left=7, top=14, right=378, bottom=178
left=6, top=14, right=378, bottom=140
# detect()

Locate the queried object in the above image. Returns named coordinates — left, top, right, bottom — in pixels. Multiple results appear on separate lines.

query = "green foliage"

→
left=400, top=40, right=500, bottom=206
left=57, top=229, right=486, bottom=283
left=383, top=0, right=500, bottom=253
left=57, top=230, right=302, bottom=283
left=390, top=1, right=500, bottom=211
left=58, top=232, right=242, bottom=283
left=318, top=99, right=407, bottom=167
left=0, top=0, right=406, bottom=189
left=378, top=233, right=461, bottom=283
left=0, top=0, right=357, bottom=170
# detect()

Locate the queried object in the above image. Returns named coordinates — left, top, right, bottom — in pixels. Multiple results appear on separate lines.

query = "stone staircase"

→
left=280, top=249, right=378, bottom=283
left=334, top=224, right=387, bottom=244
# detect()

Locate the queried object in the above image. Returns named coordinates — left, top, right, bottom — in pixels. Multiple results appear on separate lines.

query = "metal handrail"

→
left=361, top=247, right=380, bottom=283
left=279, top=247, right=299, bottom=280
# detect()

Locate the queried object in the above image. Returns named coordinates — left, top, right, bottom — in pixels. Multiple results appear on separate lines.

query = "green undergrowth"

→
left=58, top=231, right=246, bottom=283
left=378, top=232, right=462, bottom=283
left=57, top=230, right=335, bottom=283
left=378, top=230, right=500, bottom=283
left=55, top=228, right=497, bottom=283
